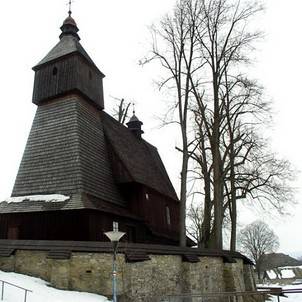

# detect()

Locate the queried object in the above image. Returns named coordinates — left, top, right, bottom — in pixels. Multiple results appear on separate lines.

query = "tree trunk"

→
left=179, top=141, right=189, bottom=247
left=201, top=174, right=212, bottom=248
left=211, top=73, right=223, bottom=250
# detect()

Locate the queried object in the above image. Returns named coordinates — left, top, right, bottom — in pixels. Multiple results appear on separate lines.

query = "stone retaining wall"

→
left=0, top=249, right=256, bottom=302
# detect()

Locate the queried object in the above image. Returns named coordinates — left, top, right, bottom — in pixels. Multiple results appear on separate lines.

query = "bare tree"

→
left=142, top=0, right=203, bottom=246
left=144, top=0, right=294, bottom=250
left=112, top=97, right=131, bottom=124
left=238, top=220, right=279, bottom=279
left=188, top=0, right=293, bottom=251
left=188, top=0, right=264, bottom=249
left=187, top=202, right=205, bottom=247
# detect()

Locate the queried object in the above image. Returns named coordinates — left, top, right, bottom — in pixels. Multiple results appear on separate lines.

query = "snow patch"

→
left=0, top=270, right=110, bottom=302
left=258, top=283, right=302, bottom=302
left=4, top=194, right=70, bottom=203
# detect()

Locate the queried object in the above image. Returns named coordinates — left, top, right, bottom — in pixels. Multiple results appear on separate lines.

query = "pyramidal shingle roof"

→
left=11, top=96, right=126, bottom=207
left=33, top=16, right=103, bottom=77
left=34, top=35, right=100, bottom=71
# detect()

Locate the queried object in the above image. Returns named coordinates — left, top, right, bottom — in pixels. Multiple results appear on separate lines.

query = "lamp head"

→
left=104, top=230, right=126, bottom=242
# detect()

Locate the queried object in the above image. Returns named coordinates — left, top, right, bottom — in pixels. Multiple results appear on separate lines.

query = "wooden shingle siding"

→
left=12, top=96, right=125, bottom=206
left=33, top=54, right=104, bottom=109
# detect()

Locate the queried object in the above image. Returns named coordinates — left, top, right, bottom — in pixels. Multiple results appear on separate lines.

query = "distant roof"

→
left=260, top=253, right=302, bottom=271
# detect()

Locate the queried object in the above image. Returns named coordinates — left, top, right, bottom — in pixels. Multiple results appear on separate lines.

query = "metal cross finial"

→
left=67, top=0, right=74, bottom=16
left=132, top=103, right=136, bottom=115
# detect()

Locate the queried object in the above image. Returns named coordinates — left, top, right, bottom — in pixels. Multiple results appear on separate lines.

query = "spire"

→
left=68, top=0, right=73, bottom=17
left=60, top=1, right=80, bottom=41
left=126, top=106, right=144, bottom=139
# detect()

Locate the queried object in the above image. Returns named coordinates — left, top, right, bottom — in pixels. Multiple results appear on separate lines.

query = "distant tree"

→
left=112, top=97, right=131, bottom=124
left=238, top=220, right=279, bottom=279
left=186, top=202, right=204, bottom=247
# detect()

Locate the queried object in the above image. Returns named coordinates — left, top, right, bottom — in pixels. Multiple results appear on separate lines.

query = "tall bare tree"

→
left=192, top=73, right=293, bottom=250
left=145, top=0, right=294, bottom=250
left=188, top=0, right=264, bottom=249
left=142, top=0, right=203, bottom=246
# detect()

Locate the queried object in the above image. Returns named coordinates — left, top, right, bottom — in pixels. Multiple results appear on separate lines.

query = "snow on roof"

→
left=4, top=194, right=70, bottom=203
left=281, top=266, right=302, bottom=270
left=267, top=270, right=277, bottom=279
left=280, top=268, right=295, bottom=278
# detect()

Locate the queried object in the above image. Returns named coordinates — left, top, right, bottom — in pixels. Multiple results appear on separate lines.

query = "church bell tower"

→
left=32, top=14, right=105, bottom=109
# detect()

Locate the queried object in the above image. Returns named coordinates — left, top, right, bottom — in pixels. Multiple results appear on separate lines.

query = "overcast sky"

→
left=0, top=0, right=301, bottom=255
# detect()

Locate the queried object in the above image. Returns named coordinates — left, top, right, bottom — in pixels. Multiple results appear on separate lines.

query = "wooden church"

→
left=0, top=13, right=181, bottom=245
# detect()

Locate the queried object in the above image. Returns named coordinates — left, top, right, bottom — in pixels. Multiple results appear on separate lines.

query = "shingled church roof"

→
left=102, top=112, right=178, bottom=201
left=1, top=96, right=178, bottom=214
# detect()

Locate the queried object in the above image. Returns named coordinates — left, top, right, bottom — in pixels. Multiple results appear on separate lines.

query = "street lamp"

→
left=104, top=222, right=125, bottom=302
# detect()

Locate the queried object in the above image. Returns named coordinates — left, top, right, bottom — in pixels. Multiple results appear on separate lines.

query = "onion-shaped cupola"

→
left=59, top=14, right=80, bottom=41
left=32, top=12, right=105, bottom=109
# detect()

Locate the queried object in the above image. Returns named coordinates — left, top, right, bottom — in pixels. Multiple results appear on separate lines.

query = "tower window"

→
left=166, top=206, right=171, bottom=225
left=145, top=193, right=149, bottom=200
left=52, top=67, right=58, bottom=76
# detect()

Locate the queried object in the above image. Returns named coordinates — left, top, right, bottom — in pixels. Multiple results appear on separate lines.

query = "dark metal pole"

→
left=24, top=290, right=28, bottom=302
left=1, top=281, right=4, bottom=300
left=112, top=241, right=118, bottom=302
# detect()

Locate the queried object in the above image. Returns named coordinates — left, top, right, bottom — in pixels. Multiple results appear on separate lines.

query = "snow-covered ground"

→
left=259, top=284, right=302, bottom=302
left=0, top=271, right=110, bottom=302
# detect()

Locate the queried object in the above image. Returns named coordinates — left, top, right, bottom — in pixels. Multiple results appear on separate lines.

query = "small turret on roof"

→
left=59, top=15, right=80, bottom=41
left=126, top=108, right=144, bottom=139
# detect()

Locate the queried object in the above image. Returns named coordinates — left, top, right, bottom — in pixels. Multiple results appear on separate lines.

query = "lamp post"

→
left=104, top=222, right=125, bottom=302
